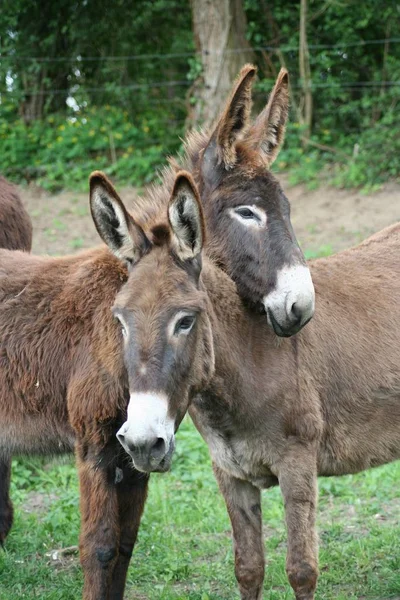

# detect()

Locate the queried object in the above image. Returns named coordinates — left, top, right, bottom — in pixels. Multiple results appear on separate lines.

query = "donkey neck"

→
left=201, top=258, right=297, bottom=412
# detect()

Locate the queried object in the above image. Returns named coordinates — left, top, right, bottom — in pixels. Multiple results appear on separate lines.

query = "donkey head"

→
left=90, top=170, right=214, bottom=473
left=199, top=65, right=315, bottom=337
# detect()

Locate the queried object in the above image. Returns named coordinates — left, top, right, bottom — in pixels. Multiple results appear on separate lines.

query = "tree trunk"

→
left=188, top=0, right=255, bottom=130
left=299, top=0, right=313, bottom=139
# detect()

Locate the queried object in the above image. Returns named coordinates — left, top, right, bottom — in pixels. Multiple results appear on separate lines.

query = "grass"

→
left=1, top=418, right=400, bottom=600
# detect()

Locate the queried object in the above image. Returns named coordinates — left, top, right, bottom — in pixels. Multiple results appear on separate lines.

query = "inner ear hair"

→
left=213, top=64, right=257, bottom=168
left=169, top=172, right=205, bottom=260
left=89, top=171, right=148, bottom=264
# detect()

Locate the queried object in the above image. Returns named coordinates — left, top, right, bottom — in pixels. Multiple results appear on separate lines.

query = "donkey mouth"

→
left=267, top=308, right=306, bottom=338
left=129, top=438, right=175, bottom=474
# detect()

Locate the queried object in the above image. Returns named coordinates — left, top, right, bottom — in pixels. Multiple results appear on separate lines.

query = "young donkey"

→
left=0, top=171, right=213, bottom=600
left=0, top=67, right=314, bottom=549
left=0, top=175, right=32, bottom=545
left=97, top=182, right=400, bottom=598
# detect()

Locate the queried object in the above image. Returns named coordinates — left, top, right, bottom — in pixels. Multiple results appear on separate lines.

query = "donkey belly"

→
left=318, top=392, right=400, bottom=476
left=0, top=414, right=75, bottom=458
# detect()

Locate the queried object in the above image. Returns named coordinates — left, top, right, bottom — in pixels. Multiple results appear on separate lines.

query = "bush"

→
left=0, top=101, right=184, bottom=191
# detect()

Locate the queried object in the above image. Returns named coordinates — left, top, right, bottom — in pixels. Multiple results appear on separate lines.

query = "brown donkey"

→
left=0, top=175, right=32, bottom=545
left=0, top=170, right=214, bottom=599
left=106, top=165, right=400, bottom=600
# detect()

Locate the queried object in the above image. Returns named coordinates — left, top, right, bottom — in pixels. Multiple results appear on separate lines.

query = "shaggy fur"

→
left=0, top=175, right=32, bottom=546
left=0, top=176, right=32, bottom=252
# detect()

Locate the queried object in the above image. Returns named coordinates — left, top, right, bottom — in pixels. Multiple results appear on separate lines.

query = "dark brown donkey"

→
left=144, top=65, right=314, bottom=337
left=0, top=171, right=214, bottom=600
left=104, top=167, right=400, bottom=600
left=0, top=175, right=32, bottom=545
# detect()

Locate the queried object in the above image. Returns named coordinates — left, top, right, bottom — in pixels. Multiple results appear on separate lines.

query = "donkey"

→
left=0, top=170, right=215, bottom=600
left=0, top=176, right=32, bottom=252
left=134, top=65, right=315, bottom=337
left=0, top=175, right=32, bottom=545
left=97, top=169, right=400, bottom=600
left=0, top=66, right=315, bottom=551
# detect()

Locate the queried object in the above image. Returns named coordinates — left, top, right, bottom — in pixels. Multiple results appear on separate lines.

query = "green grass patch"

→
left=1, top=419, right=400, bottom=599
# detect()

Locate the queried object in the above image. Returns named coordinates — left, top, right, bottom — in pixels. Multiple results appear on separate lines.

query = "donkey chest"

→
left=190, top=396, right=276, bottom=489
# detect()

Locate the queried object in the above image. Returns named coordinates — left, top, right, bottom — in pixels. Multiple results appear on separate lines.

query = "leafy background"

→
left=0, top=0, right=399, bottom=191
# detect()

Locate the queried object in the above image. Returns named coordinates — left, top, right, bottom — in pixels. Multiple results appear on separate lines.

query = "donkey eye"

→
left=235, top=207, right=256, bottom=219
left=231, top=205, right=266, bottom=227
left=174, top=314, right=196, bottom=335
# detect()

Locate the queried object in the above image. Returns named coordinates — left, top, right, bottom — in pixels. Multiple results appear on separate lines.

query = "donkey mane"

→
left=131, top=126, right=270, bottom=257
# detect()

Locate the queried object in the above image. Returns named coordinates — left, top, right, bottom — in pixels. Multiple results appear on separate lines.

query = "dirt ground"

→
left=19, top=175, right=400, bottom=257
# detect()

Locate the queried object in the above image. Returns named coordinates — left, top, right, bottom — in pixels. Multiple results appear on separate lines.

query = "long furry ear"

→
left=246, top=68, right=289, bottom=167
left=168, top=171, right=205, bottom=261
left=89, top=171, right=149, bottom=265
left=202, top=64, right=257, bottom=181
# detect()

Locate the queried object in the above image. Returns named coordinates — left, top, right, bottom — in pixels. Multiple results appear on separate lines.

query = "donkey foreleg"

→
left=77, top=441, right=120, bottom=600
left=0, top=457, right=13, bottom=545
left=213, top=464, right=264, bottom=600
left=109, top=464, right=149, bottom=600
left=278, top=440, right=318, bottom=600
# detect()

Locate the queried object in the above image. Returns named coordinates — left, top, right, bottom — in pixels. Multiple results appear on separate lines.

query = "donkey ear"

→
left=202, top=64, right=257, bottom=179
left=246, top=68, right=289, bottom=167
left=89, top=171, right=148, bottom=265
left=168, top=171, right=205, bottom=261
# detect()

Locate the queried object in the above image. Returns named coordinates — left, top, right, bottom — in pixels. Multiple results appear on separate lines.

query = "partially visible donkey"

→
left=0, top=176, right=32, bottom=252
left=0, top=175, right=32, bottom=545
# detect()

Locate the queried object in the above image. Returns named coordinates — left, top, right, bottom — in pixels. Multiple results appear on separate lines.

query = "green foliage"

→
left=1, top=1, right=399, bottom=190
left=246, top=0, right=400, bottom=190
left=0, top=101, right=184, bottom=190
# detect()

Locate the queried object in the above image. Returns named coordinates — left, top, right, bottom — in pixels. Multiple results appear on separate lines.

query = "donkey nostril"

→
left=150, top=437, right=167, bottom=459
left=291, top=302, right=302, bottom=321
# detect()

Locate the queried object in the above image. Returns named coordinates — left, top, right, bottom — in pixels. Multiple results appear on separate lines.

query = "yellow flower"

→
left=114, top=132, right=123, bottom=140
left=100, top=126, right=106, bottom=132
left=72, top=137, right=78, bottom=143
left=56, top=136, right=63, bottom=142
left=142, top=125, right=149, bottom=133
left=48, top=116, right=54, bottom=123
left=88, top=130, right=95, bottom=137
left=58, top=124, right=65, bottom=131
